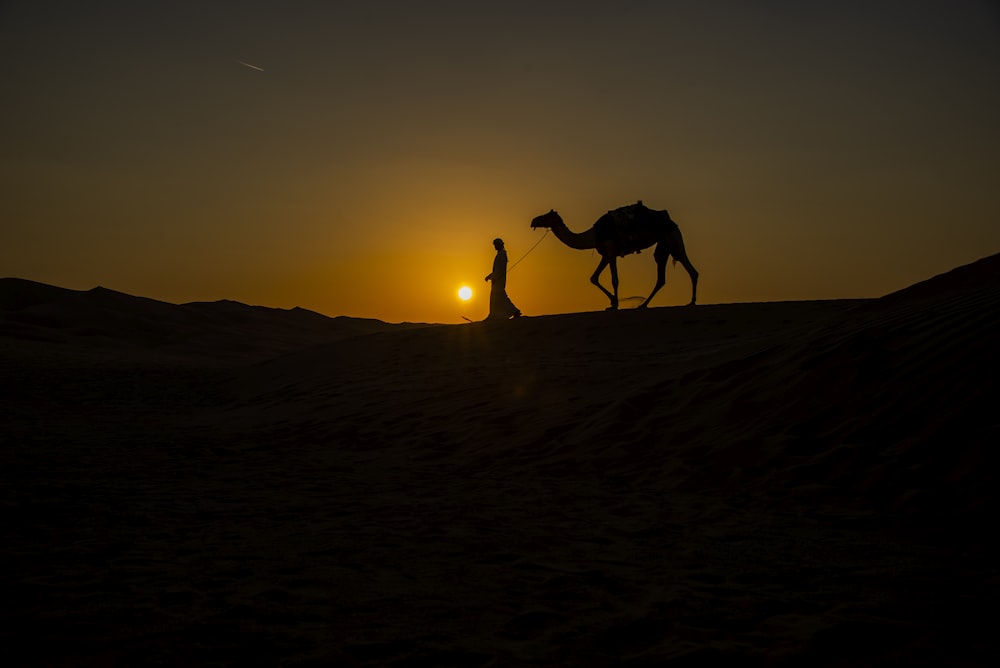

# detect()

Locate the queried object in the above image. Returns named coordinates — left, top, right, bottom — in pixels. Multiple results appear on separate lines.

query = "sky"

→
left=2, top=1, right=998, bottom=323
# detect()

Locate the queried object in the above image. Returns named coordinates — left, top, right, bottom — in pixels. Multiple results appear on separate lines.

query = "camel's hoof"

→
left=605, top=305, right=618, bottom=311
left=636, top=303, right=648, bottom=309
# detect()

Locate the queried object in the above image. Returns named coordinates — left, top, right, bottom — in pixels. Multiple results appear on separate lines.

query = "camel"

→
left=530, top=201, right=698, bottom=309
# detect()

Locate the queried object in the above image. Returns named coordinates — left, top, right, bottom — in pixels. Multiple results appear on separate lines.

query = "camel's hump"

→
left=595, top=203, right=675, bottom=252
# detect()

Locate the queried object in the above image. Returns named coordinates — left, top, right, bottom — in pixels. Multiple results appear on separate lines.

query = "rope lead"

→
left=507, top=229, right=550, bottom=273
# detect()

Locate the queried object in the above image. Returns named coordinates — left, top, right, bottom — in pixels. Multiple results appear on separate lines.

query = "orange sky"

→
left=2, top=2, right=998, bottom=323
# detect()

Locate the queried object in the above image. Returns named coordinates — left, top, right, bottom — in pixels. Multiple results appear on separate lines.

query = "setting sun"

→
left=458, top=286, right=472, bottom=301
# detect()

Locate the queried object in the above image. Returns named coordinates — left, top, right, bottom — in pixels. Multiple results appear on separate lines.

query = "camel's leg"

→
left=638, top=244, right=669, bottom=308
left=609, top=258, right=620, bottom=309
left=670, top=229, right=699, bottom=305
left=677, top=253, right=699, bottom=305
left=590, top=256, right=618, bottom=310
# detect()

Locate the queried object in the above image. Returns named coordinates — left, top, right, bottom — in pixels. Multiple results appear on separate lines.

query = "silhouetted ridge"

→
left=878, top=252, right=1000, bottom=305
left=0, top=277, right=84, bottom=310
left=1, top=278, right=426, bottom=361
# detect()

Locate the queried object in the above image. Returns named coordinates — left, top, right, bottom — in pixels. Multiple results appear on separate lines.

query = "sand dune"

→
left=2, top=256, right=998, bottom=666
left=0, top=278, right=427, bottom=364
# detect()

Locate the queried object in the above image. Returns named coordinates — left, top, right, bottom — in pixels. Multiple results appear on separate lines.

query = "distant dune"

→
left=0, top=277, right=428, bottom=363
left=2, top=254, right=998, bottom=666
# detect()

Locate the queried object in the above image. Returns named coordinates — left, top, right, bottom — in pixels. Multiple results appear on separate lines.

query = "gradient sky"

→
left=2, top=1, right=998, bottom=323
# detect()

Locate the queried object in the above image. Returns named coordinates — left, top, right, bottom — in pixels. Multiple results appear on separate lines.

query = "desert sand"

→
left=2, top=255, right=998, bottom=666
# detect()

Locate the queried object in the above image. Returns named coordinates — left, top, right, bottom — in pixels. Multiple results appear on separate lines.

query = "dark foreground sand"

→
left=2, top=256, right=998, bottom=666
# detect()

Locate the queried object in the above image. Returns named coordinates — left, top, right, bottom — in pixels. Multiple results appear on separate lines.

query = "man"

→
left=485, top=238, right=521, bottom=320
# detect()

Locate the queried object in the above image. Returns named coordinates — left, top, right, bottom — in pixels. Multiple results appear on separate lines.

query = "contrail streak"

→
left=237, top=60, right=265, bottom=72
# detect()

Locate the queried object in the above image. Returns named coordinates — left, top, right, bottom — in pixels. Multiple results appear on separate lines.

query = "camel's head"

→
left=530, top=209, right=562, bottom=230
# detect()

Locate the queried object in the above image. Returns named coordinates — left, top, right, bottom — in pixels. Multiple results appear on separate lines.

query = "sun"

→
left=458, top=285, right=473, bottom=301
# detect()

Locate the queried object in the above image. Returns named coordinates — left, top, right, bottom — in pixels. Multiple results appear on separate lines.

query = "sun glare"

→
left=458, top=286, right=472, bottom=301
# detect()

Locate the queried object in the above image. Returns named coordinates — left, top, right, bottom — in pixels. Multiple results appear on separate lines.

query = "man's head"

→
left=493, top=238, right=504, bottom=250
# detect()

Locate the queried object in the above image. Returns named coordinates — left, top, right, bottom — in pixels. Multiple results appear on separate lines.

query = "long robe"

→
left=487, top=249, right=520, bottom=319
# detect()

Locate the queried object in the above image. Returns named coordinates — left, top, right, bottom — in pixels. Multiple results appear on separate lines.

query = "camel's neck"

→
left=551, top=219, right=597, bottom=250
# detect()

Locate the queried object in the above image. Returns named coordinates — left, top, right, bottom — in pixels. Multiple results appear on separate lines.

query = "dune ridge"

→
left=0, top=277, right=427, bottom=363
left=2, top=255, right=998, bottom=665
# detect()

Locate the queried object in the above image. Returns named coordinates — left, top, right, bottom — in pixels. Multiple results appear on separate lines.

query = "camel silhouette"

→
left=530, top=201, right=698, bottom=310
